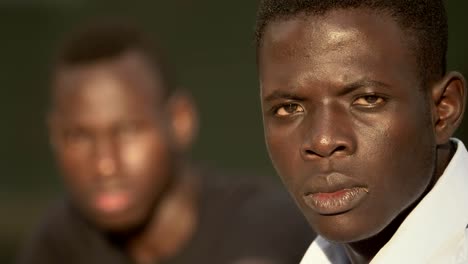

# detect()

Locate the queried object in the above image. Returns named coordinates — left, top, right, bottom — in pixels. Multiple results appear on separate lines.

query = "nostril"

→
left=336, top=146, right=346, bottom=152
left=303, top=145, right=347, bottom=158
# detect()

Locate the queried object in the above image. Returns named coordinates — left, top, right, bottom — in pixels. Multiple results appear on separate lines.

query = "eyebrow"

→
left=263, top=91, right=306, bottom=102
left=337, top=79, right=390, bottom=96
left=263, top=79, right=390, bottom=102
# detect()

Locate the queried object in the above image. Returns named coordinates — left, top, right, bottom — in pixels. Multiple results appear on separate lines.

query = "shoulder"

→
left=17, top=198, right=81, bottom=264
left=17, top=198, right=130, bottom=264
left=200, top=169, right=316, bottom=263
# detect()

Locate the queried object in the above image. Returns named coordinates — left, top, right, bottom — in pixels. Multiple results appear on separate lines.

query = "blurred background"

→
left=0, top=1, right=466, bottom=262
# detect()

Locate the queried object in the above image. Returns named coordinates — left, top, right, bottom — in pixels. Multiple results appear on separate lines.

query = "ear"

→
left=431, top=71, right=466, bottom=145
left=167, top=90, right=199, bottom=151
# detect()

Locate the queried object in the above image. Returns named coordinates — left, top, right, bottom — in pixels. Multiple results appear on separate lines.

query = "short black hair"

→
left=52, top=20, right=175, bottom=100
left=255, top=0, right=448, bottom=88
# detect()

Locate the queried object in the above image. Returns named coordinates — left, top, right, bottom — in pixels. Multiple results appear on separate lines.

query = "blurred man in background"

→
left=18, top=22, right=314, bottom=264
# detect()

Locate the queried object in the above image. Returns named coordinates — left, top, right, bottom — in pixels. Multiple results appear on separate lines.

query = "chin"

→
left=318, top=228, right=376, bottom=244
left=304, top=210, right=385, bottom=243
left=95, top=218, right=138, bottom=233
left=88, top=209, right=148, bottom=233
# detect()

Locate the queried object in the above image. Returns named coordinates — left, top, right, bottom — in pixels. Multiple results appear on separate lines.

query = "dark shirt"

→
left=18, top=170, right=315, bottom=264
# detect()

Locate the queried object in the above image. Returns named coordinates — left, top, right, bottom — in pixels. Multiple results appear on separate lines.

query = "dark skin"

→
left=258, top=9, right=466, bottom=264
left=48, top=51, right=200, bottom=264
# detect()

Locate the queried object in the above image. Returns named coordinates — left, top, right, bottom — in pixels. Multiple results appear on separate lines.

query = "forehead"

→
left=261, top=8, right=409, bottom=54
left=53, top=51, right=165, bottom=105
left=52, top=52, right=163, bottom=122
left=258, top=8, right=419, bottom=91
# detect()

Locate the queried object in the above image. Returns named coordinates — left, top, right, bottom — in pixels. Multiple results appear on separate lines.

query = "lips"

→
left=303, top=187, right=368, bottom=215
left=94, top=190, right=131, bottom=214
left=301, top=173, right=369, bottom=215
left=90, top=181, right=133, bottom=214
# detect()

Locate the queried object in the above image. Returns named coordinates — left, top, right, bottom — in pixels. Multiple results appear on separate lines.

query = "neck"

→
left=127, top=164, right=201, bottom=264
left=343, top=204, right=414, bottom=264
left=344, top=141, right=456, bottom=264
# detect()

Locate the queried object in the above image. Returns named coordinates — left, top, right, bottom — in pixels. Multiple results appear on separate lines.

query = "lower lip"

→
left=303, top=187, right=368, bottom=215
left=94, top=192, right=131, bottom=214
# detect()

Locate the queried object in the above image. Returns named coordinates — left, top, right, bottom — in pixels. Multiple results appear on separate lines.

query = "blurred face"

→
left=259, top=9, right=437, bottom=242
left=50, top=52, right=174, bottom=231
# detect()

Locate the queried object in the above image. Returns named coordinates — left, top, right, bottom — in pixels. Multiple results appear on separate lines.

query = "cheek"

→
left=264, top=122, right=302, bottom=188
left=57, top=148, right=92, bottom=191
left=121, top=142, right=154, bottom=172
left=120, top=132, right=171, bottom=184
left=360, top=108, right=435, bottom=215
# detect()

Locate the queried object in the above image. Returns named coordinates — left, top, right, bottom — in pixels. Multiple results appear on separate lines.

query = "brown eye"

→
left=275, top=103, right=304, bottom=117
left=115, top=122, right=145, bottom=140
left=119, top=123, right=139, bottom=135
left=64, top=128, right=92, bottom=146
left=353, top=95, right=385, bottom=106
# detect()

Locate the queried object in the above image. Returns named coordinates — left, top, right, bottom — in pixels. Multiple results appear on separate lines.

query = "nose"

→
left=300, top=106, right=355, bottom=160
left=94, top=137, right=119, bottom=178
left=97, top=157, right=116, bottom=177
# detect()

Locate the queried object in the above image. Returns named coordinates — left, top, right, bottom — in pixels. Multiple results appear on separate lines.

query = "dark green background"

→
left=1, top=1, right=467, bottom=262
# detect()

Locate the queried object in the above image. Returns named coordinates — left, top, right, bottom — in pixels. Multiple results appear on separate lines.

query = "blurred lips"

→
left=301, top=173, right=369, bottom=215
left=93, top=188, right=132, bottom=214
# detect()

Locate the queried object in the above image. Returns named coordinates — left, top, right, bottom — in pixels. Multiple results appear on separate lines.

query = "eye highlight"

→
left=274, top=103, right=305, bottom=117
left=353, top=94, right=386, bottom=107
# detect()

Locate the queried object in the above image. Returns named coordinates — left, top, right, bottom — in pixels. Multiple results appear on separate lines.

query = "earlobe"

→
left=168, top=91, right=199, bottom=151
left=431, top=71, right=466, bottom=145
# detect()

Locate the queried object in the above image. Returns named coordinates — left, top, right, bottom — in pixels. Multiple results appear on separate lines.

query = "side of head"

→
left=48, top=22, right=198, bottom=232
left=256, top=0, right=465, bottom=242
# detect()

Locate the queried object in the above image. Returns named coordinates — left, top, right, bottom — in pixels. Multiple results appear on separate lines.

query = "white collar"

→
left=301, top=139, right=468, bottom=264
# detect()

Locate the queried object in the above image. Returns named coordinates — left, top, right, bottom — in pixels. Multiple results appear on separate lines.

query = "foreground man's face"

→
left=259, top=9, right=436, bottom=242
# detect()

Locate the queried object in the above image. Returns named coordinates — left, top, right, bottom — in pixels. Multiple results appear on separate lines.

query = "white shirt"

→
left=300, top=139, right=468, bottom=264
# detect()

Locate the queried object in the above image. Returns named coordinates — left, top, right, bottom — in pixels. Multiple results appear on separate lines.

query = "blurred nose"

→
left=97, top=157, right=116, bottom=177
left=300, top=105, right=355, bottom=160
left=94, top=137, right=118, bottom=178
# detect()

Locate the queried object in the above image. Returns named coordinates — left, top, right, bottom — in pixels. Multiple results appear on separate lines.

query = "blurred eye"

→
left=116, top=122, right=143, bottom=138
left=65, top=129, right=91, bottom=145
left=274, top=103, right=304, bottom=117
left=353, top=95, right=385, bottom=107
left=120, top=124, right=138, bottom=134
